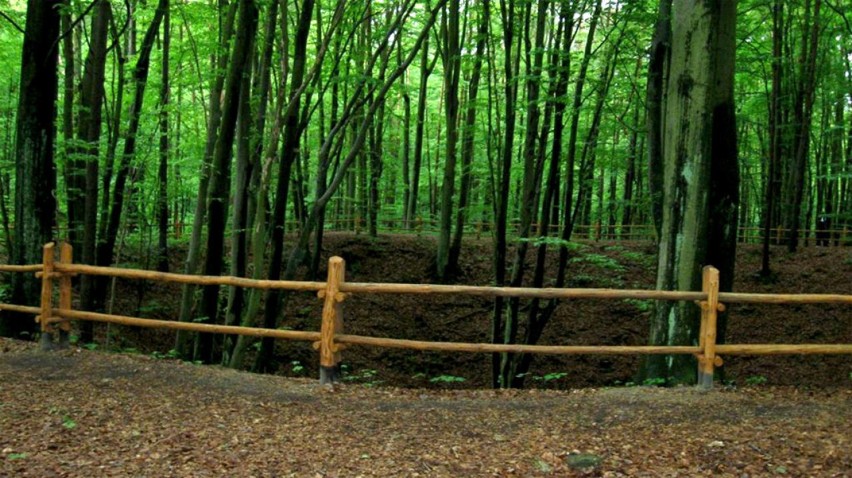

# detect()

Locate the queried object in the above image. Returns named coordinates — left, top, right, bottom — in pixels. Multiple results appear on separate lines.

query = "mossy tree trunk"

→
left=642, top=0, right=739, bottom=385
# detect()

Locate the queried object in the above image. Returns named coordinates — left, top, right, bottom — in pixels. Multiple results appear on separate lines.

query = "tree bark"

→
left=642, top=0, right=739, bottom=385
left=436, top=0, right=462, bottom=280
left=76, top=0, right=112, bottom=343
left=3, top=0, right=60, bottom=339
left=156, top=0, right=171, bottom=273
left=646, top=0, right=672, bottom=241
left=174, top=0, right=238, bottom=356
left=195, top=0, right=259, bottom=364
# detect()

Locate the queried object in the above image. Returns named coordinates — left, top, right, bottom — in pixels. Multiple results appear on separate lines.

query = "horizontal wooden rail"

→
left=341, top=282, right=707, bottom=301
left=719, top=292, right=852, bottom=304
left=0, top=303, right=41, bottom=315
left=54, top=263, right=326, bottom=292
left=0, top=265, right=43, bottom=273
left=715, top=344, right=852, bottom=355
left=334, top=334, right=701, bottom=355
left=52, top=309, right=321, bottom=342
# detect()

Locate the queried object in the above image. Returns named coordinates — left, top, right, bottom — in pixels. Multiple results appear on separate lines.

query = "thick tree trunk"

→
left=3, top=0, right=60, bottom=339
left=642, top=0, right=738, bottom=385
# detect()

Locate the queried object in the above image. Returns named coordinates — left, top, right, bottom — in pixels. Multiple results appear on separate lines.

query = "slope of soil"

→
left=1, top=339, right=850, bottom=477
left=86, top=234, right=851, bottom=388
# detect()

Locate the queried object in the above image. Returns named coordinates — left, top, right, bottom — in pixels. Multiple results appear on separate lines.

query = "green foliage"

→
left=570, top=253, right=626, bottom=272
left=290, top=360, right=305, bottom=374
left=61, top=416, right=77, bottom=430
left=342, top=368, right=384, bottom=387
left=429, top=374, right=466, bottom=383
left=518, top=237, right=586, bottom=250
left=7, top=453, right=28, bottom=460
left=82, top=343, right=98, bottom=351
left=623, top=298, right=652, bottom=313
left=533, top=372, right=568, bottom=382
left=138, top=300, right=168, bottom=315
left=151, top=349, right=180, bottom=360
left=746, top=375, right=768, bottom=386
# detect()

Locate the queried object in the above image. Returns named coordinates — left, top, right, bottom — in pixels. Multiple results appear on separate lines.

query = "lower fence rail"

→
left=0, top=242, right=850, bottom=388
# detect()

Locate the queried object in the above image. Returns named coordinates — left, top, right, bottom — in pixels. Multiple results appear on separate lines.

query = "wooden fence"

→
left=1, top=242, right=851, bottom=388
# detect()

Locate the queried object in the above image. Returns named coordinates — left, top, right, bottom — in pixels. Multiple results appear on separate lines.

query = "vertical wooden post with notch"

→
left=37, top=242, right=56, bottom=351
left=318, top=256, right=346, bottom=385
left=56, top=243, right=73, bottom=349
left=698, top=265, right=720, bottom=389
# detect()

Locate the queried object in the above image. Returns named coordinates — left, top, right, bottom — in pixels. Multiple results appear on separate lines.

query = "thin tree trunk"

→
left=174, top=0, right=238, bottom=356
left=77, top=0, right=112, bottom=343
left=646, top=0, right=672, bottom=241
left=436, top=0, right=462, bottom=279
left=194, top=0, right=258, bottom=364
left=156, top=0, right=171, bottom=273
left=449, top=0, right=489, bottom=272
left=254, top=0, right=316, bottom=372
left=785, top=0, right=821, bottom=252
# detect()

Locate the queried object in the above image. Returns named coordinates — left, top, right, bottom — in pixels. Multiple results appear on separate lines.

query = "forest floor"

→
left=99, top=233, right=852, bottom=389
left=1, top=337, right=851, bottom=477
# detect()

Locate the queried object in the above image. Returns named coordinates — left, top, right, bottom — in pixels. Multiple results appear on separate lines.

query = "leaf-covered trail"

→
left=1, top=339, right=849, bottom=477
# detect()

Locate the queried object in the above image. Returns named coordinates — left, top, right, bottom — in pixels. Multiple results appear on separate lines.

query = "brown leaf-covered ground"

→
left=1, top=338, right=850, bottom=477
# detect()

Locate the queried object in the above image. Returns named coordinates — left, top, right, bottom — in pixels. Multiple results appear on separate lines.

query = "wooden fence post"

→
left=318, top=256, right=346, bottom=385
left=56, top=243, right=73, bottom=349
left=698, top=266, right=721, bottom=389
left=37, top=243, right=55, bottom=351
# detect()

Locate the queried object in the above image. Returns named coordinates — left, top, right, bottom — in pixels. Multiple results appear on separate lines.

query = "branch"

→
left=0, top=11, right=24, bottom=35
left=50, top=0, right=100, bottom=57
left=106, top=0, right=132, bottom=54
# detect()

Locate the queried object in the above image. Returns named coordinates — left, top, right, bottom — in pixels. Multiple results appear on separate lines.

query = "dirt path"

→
left=1, top=339, right=849, bottom=477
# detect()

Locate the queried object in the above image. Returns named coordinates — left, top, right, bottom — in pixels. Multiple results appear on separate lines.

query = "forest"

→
left=0, top=0, right=849, bottom=387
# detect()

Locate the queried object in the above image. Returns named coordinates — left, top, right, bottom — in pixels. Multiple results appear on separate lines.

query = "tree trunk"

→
left=76, top=0, right=112, bottom=343
left=3, top=0, right=60, bottom=339
left=449, top=0, right=489, bottom=271
left=784, top=0, right=821, bottom=252
left=436, top=0, right=461, bottom=280
left=490, top=0, right=520, bottom=388
left=195, top=0, right=258, bottom=364
left=646, top=0, right=672, bottom=241
left=642, top=0, right=738, bottom=385
left=761, top=0, right=783, bottom=275
left=407, top=37, right=438, bottom=228
left=254, top=0, right=316, bottom=372
left=174, top=0, right=238, bottom=356
left=156, top=0, right=171, bottom=273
